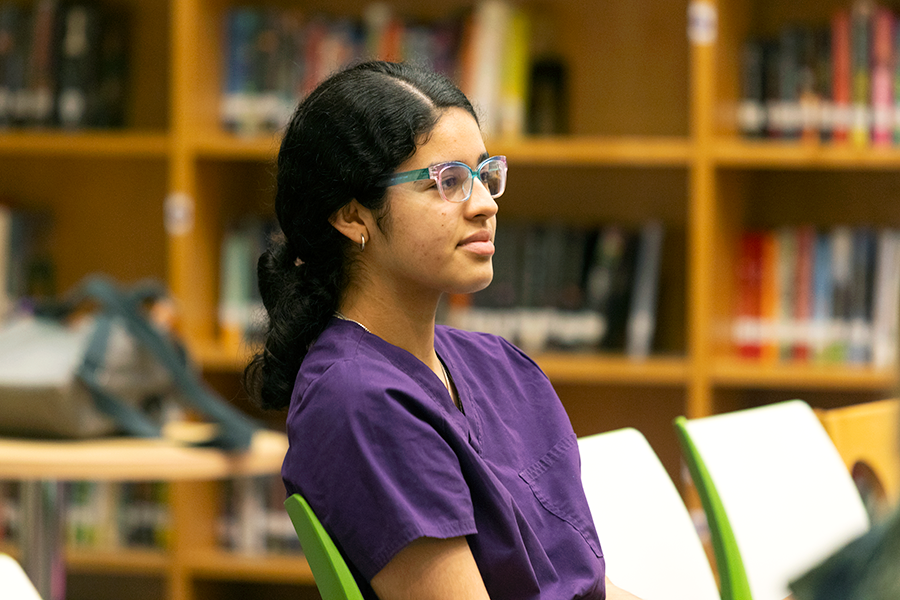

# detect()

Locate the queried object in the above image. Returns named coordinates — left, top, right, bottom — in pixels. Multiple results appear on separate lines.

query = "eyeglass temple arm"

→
left=384, top=167, right=431, bottom=186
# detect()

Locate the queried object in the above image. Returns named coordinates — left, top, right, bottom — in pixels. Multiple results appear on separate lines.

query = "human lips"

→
left=458, top=230, right=495, bottom=256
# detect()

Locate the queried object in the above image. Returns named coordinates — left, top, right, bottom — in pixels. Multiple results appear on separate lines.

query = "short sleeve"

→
left=282, top=357, right=478, bottom=580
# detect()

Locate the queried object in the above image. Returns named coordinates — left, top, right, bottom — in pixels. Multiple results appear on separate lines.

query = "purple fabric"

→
left=282, top=319, right=605, bottom=599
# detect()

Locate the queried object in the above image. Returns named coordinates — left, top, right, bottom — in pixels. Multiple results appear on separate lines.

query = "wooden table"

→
left=0, top=429, right=288, bottom=600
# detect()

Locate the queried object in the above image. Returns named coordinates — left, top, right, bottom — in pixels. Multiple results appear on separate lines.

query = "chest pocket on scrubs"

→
left=518, top=433, right=603, bottom=558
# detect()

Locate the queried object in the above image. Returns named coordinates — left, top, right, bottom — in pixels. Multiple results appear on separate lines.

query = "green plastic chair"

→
left=674, top=416, right=753, bottom=600
left=284, top=493, right=365, bottom=600
left=675, top=400, right=870, bottom=600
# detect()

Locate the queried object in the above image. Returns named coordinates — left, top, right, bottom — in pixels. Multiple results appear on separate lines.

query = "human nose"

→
left=466, top=176, right=499, bottom=219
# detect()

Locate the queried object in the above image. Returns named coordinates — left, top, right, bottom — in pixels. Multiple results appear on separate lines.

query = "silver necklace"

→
left=334, top=311, right=371, bottom=333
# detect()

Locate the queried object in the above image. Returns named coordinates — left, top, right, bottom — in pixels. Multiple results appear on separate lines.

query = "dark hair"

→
left=244, top=61, right=478, bottom=410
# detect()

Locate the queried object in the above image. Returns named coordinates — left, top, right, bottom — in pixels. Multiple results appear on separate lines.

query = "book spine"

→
left=871, top=229, right=899, bottom=368
left=739, top=37, right=767, bottom=137
left=827, top=226, right=854, bottom=363
left=0, top=3, right=24, bottom=127
left=626, top=221, right=664, bottom=360
left=792, top=225, right=815, bottom=361
left=850, top=0, right=873, bottom=147
left=759, top=231, right=781, bottom=363
left=847, top=227, right=876, bottom=365
left=734, top=231, right=763, bottom=359
left=811, top=231, right=834, bottom=361
left=776, top=226, right=798, bottom=359
left=779, top=26, right=803, bottom=139
left=56, top=2, right=103, bottom=128
left=498, top=7, right=530, bottom=137
left=870, top=7, right=894, bottom=146
left=832, top=9, right=852, bottom=143
left=815, top=27, right=834, bottom=142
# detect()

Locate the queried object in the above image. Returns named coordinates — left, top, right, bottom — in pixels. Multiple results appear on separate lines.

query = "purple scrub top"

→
left=282, top=318, right=605, bottom=599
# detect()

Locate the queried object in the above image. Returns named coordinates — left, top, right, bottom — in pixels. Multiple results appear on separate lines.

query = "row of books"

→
left=444, top=220, right=665, bottom=357
left=739, top=2, right=900, bottom=146
left=0, top=0, right=129, bottom=129
left=219, top=218, right=665, bottom=358
left=221, top=1, right=551, bottom=138
left=218, top=475, right=300, bottom=555
left=0, top=481, right=169, bottom=550
left=733, top=226, right=900, bottom=367
left=0, top=200, right=55, bottom=317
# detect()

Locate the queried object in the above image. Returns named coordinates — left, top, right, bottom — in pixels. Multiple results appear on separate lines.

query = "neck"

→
left=339, top=283, right=442, bottom=366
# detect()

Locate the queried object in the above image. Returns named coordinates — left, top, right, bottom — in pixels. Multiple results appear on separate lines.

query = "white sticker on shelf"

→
left=688, top=1, right=717, bottom=46
left=164, top=192, right=195, bottom=236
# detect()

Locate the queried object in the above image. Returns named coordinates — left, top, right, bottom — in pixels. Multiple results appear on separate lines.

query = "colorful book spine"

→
left=793, top=225, right=815, bottom=361
left=850, top=0, right=872, bottom=147
left=734, top=231, right=764, bottom=359
left=831, top=9, right=852, bottom=142
left=810, top=231, right=834, bottom=361
left=870, top=7, right=894, bottom=146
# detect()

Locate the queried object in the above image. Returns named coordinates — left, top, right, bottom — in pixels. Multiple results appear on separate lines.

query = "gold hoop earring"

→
left=360, top=234, right=366, bottom=252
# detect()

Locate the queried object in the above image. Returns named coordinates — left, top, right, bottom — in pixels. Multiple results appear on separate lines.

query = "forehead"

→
left=401, top=108, right=486, bottom=170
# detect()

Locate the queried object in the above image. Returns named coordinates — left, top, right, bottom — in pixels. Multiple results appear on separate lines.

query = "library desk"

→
left=0, top=429, right=288, bottom=600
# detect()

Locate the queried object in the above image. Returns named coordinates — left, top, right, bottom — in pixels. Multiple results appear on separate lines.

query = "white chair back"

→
left=682, top=400, right=870, bottom=600
left=579, top=428, right=720, bottom=600
left=0, top=553, right=43, bottom=600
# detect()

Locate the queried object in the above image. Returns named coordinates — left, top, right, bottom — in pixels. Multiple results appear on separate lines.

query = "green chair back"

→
left=284, top=493, right=365, bottom=600
left=674, top=416, right=753, bottom=600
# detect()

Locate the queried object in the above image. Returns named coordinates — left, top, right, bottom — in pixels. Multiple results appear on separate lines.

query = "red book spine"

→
left=832, top=9, right=852, bottom=143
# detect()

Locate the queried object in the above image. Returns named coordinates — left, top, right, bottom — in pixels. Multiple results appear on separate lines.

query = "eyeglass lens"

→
left=437, top=158, right=506, bottom=202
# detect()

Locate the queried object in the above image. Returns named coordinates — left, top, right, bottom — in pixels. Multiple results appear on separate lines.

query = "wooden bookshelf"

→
left=1, top=0, right=897, bottom=599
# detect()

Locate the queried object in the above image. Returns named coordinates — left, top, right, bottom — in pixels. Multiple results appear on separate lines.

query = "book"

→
left=847, top=227, right=876, bottom=365
left=759, top=230, right=780, bottom=362
left=95, top=6, right=129, bottom=128
left=21, top=0, right=61, bottom=126
left=792, top=225, right=815, bottom=361
left=832, top=9, right=852, bottom=143
left=739, top=37, right=767, bottom=137
left=871, top=229, right=900, bottom=368
left=498, top=6, right=530, bottom=137
left=826, top=226, right=854, bottom=362
left=465, top=0, right=510, bottom=137
left=55, top=2, right=103, bottom=128
left=221, top=7, right=262, bottom=135
left=810, top=231, right=834, bottom=361
left=776, top=226, right=798, bottom=359
left=625, top=221, right=663, bottom=360
left=600, top=229, right=638, bottom=352
left=734, top=231, right=764, bottom=359
left=870, top=7, right=894, bottom=146
left=815, top=27, right=834, bottom=142
left=850, top=0, right=872, bottom=147
left=778, top=26, right=804, bottom=139
left=584, top=226, right=627, bottom=349
left=0, top=3, right=25, bottom=127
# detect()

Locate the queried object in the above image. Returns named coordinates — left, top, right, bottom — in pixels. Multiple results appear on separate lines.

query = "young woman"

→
left=246, top=61, right=641, bottom=600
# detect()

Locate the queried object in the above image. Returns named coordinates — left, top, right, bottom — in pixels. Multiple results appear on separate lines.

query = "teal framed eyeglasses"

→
left=383, top=155, right=508, bottom=203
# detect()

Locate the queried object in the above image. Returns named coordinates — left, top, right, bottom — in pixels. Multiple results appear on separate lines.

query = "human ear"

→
left=329, top=199, right=371, bottom=247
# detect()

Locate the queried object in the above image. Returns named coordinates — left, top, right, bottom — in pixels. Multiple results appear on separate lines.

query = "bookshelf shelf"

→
left=710, top=359, right=898, bottom=391
left=184, top=550, right=314, bottom=584
left=66, top=548, right=170, bottom=575
left=712, top=138, right=900, bottom=169
left=0, top=131, right=171, bottom=158
left=189, top=134, right=693, bottom=166
left=535, top=354, right=690, bottom=386
left=191, top=338, right=689, bottom=386
left=191, top=132, right=281, bottom=161
left=490, top=136, right=693, bottom=166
